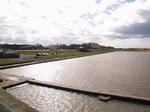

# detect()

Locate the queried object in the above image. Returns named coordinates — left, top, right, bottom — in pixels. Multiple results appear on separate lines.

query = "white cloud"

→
left=0, top=0, right=150, bottom=47
left=102, top=38, right=150, bottom=48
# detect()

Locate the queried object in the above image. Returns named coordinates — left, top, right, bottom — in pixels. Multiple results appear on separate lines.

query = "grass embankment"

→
left=0, top=59, right=34, bottom=66
left=0, top=49, right=116, bottom=66
left=118, top=48, right=150, bottom=52
left=17, top=49, right=116, bottom=59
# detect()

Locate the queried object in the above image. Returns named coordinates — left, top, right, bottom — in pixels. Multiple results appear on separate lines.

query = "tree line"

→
left=0, top=43, right=114, bottom=50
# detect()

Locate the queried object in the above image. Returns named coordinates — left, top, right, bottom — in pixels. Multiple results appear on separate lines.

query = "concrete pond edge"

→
left=2, top=79, right=150, bottom=105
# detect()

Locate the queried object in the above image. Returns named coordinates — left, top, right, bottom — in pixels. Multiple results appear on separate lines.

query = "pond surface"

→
left=1, top=52, right=150, bottom=99
left=7, top=84, right=150, bottom=112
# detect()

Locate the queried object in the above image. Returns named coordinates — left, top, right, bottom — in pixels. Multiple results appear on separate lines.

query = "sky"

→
left=0, top=0, right=150, bottom=48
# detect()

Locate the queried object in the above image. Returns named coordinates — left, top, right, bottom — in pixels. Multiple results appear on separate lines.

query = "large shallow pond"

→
left=7, top=84, right=150, bottom=112
left=1, top=52, right=150, bottom=99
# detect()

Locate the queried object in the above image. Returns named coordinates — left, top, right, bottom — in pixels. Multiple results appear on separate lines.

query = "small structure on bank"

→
left=0, top=49, right=20, bottom=58
left=78, top=46, right=89, bottom=52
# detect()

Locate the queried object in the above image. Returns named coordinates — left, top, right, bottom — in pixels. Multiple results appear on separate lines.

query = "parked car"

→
left=0, top=49, right=20, bottom=58
left=36, top=52, right=49, bottom=56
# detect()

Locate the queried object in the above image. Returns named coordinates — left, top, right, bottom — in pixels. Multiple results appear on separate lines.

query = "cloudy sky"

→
left=0, top=0, right=150, bottom=48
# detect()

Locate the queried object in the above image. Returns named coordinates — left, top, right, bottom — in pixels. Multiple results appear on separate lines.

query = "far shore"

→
left=0, top=48, right=115, bottom=66
left=0, top=48, right=150, bottom=67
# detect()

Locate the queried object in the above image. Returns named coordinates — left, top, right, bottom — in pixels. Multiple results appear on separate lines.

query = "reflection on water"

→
left=1, top=52, right=150, bottom=98
left=8, top=84, right=150, bottom=112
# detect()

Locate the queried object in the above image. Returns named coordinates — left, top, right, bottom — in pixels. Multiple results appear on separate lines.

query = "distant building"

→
left=0, top=49, right=20, bottom=58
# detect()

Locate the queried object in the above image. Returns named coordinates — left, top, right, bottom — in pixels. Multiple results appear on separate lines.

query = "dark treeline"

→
left=0, top=43, right=114, bottom=50
left=0, top=44, right=45, bottom=50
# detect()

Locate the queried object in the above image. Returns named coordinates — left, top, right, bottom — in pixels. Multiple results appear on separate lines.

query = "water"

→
left=7, top=84, right=150, bottom=112
left=1, top=52, right=150, bottom=99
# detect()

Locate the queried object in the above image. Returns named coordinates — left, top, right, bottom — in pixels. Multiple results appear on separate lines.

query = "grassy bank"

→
left=0, top=49, right=116, bottom=66
left=0, top=59, right=34, bottom=66
left=34, top=49, right=116, bottom=59
left=118, top=48, right=150, bottom=52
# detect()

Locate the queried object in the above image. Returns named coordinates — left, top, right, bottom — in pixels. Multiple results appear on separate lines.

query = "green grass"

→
left=0, top=49, right=116, bottom=66
left=117, top=48, right=150, bottom=52
left=0, top=58, right=34, bottom=66
left=35, top=49, right=116, bottom=59
left=118, top=48, right=140, bottom=52
left=16, top=50, right=50, bottom=54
